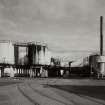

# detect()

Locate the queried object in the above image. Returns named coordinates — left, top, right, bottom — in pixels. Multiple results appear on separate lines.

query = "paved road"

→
left=0, top=78, right=105, bottom=105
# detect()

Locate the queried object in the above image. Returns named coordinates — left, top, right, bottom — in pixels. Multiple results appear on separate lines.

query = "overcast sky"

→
left=0, top=0, right=105, bottom=60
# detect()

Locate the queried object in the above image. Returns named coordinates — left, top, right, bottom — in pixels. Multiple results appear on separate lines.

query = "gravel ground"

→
left=0, top=78, right=105, bottom=105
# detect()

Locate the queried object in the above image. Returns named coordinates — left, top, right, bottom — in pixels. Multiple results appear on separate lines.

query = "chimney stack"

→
left=100, top=16, right=103, bottom=55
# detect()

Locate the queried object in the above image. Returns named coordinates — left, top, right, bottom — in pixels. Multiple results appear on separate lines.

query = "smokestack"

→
left=100, top=16, right=103, bottom=56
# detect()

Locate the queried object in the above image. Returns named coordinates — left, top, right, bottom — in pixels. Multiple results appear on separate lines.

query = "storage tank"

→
left=36, top=44, right=51, bottom=65
left=14, top=43, right=28, bottom=65
left=89, top=54, right=105, bottom=76
left=0, top=40, right=14, bottom=64
left=44, top=46, right=51, bottom=65
left=28, top=44, right=44, bottom=65
left=28, top=44, right=38, bottom=65
left=28, top=44, right=34, bottom=65
left=28, top=43, right=51, bottom=65
left=39, top=45, right=46, bottom=65
left=89, top=55, right=99, bottom=71
left=96, top=56, right=105, bottom=75
left=37, top=44, right=41, bottom=64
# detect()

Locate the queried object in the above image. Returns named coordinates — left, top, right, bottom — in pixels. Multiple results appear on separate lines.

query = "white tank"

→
left=18, top=46, right=28, bottom=65
left=96, top=56, right=105, bottom=75
left=44, top=47, right=51, bottom=65
left=0, top=41, right=14, bottom=64
left=25, top=42, right=51, bottom=65
left=35, top=45, right=39, bottom=64
left=29, top=44, right=50, bottom=65
left=38, top=45, right=51, bottom=65
left=39, top=46, right=45, bottom=65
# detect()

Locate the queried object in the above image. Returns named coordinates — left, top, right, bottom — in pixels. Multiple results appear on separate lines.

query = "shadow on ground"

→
left=48, top=85, right=105, bottom=101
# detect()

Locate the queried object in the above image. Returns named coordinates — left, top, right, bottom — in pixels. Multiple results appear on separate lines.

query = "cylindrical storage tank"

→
left=37, top=45, right=41, bottom=64
left=28, top=43, right=51, bottom=65
left=0, top=41, right=14, bottom=64
left=39, top=45, right=45, bottom=65
left=96, top=56, right=105, bottom=63
left=14, top=45, right=19, bottom=65
left=89, top=55, right=105, bottom=75
left=96, top=56, right=105, bottom=75
left=28, top=44, right=45, bottom=65
left=14, top=44, right=28, bottom=65
left=44, top=47, right=51, bottom=65
left=28, top=45, right=33, bottom=65
left=18, top=46, right=28, bottom=65
left=36, top=44, right=51, bottom=65
left=28, top=44, right=38, bottom=65
left=89, top=55, right=98, bottom=69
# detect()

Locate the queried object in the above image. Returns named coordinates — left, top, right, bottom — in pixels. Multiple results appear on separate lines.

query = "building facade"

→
left=0, top=40, right=51, bottom=77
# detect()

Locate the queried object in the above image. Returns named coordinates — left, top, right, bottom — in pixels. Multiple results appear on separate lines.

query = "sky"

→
left=0, top=0, right=105, bottom=60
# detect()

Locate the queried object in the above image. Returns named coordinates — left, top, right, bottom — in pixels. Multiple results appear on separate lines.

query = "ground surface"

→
left=0, top=78, right=105, bottom=105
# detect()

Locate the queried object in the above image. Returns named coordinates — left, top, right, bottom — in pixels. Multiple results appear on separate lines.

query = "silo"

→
left=0, top=40, right=14, bottom=64
left=28, top=43, right=46, bottom=65
left=39, top=45, right=46, bottom=65
left=14, top=43, right=28, bottom=65
left=28, top=42, right=51, bottom=65
left=28, top=44, right=38, bottom=65
left=38, top=45, right=45, bottom=65
left=89, top=55, right=99, bottom=71
left=18, top=46, right=28, bottom=65
left=34, top=44, right=50, bottom=65
left=28, top=44, right=33, bottom=65
left=36, top=44, right=41, bottom=64
left=44, top=46, right=51, bottom=65
left=96, top=56, right=105, bottom=75
left=14, top=45, right=19, bottom=65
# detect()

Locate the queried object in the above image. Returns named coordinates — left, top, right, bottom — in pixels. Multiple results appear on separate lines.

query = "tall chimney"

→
left=100, top=16, right=103, bottom=56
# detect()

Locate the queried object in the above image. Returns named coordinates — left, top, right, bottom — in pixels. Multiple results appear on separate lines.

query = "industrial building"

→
left=88, top=54, right=105, bottom=78
left=81, top=16, right=105, bottom=78
left=0, top=40, right=51, bottom=77
left=89, top=16, right=105, bottom=78
left=0, top=17, right=105, bottom=78
left=0, top=39, right=105, bottom=78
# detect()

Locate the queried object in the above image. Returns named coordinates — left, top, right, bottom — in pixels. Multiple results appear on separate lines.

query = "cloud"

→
left=0, top=0, right=105, bottom=59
